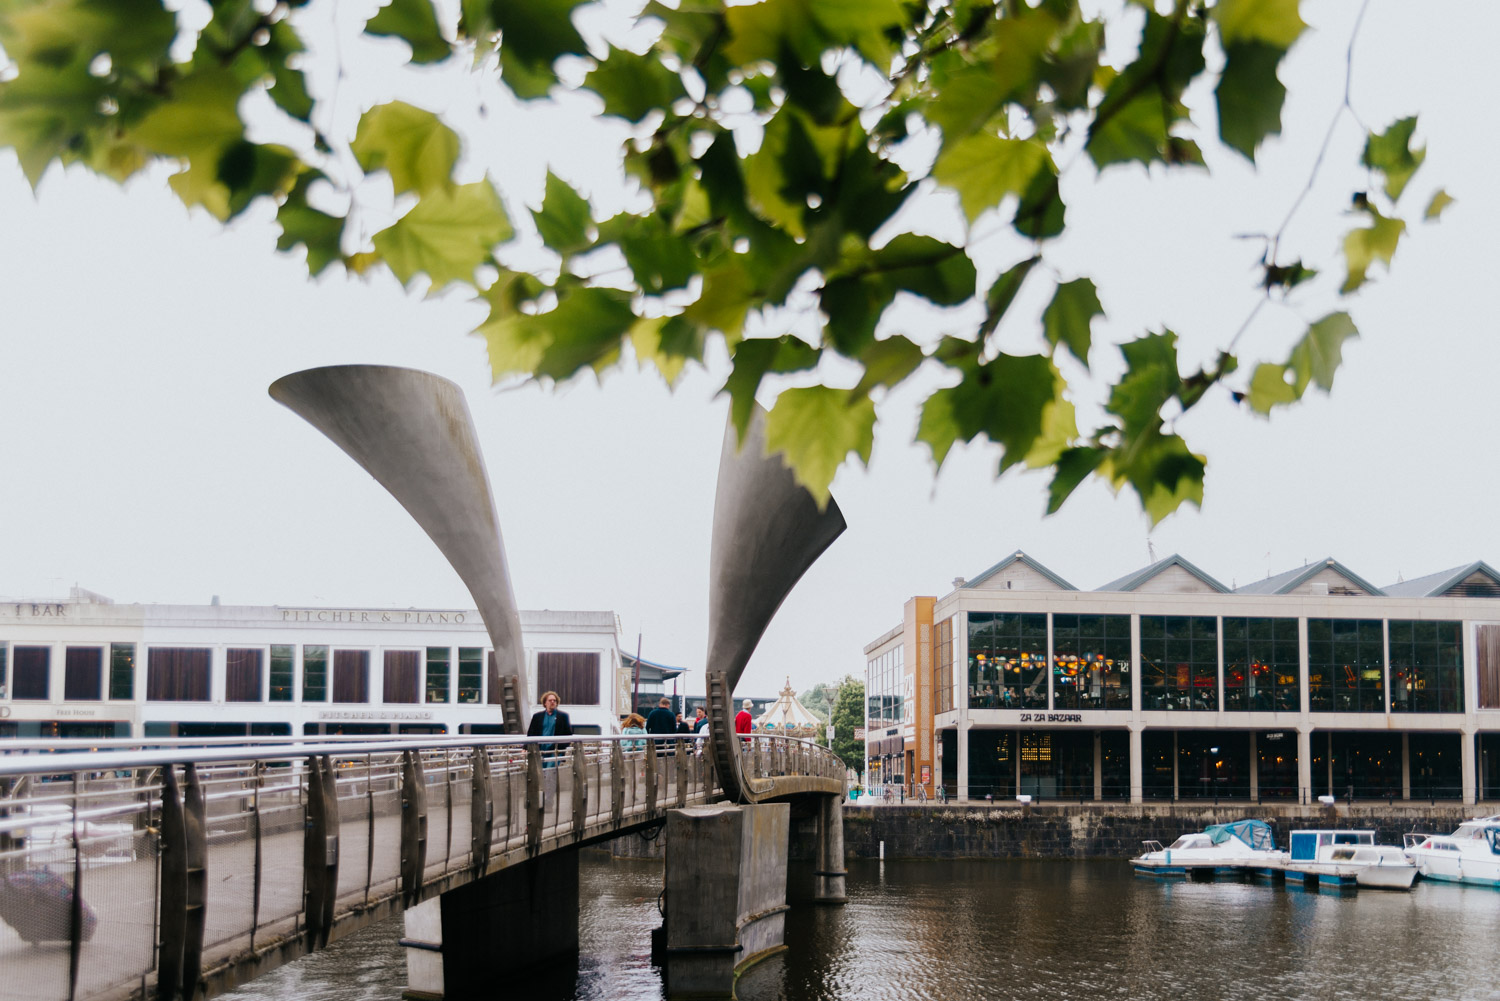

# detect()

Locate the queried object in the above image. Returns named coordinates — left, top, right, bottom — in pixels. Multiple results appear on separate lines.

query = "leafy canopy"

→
left=0, top=0, right=1446, bottom=523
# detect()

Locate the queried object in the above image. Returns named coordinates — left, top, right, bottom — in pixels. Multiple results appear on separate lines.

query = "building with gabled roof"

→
left=864, top=551, right=1500, bottom=808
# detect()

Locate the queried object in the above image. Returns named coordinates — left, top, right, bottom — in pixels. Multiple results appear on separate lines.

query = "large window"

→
left=1308, top=619, right=1383, bottom=712
left=537, top=651, right=600, bottom=705
left=1052, top=614, right=1131, bottom=710
left=147, top=648, right=211, bottom=701
left=1139, top=616, right=1218, bottom=711
left=968, top=612, right=1047, bottom=709
left=109, top=643, right=135, bottom=700
left=269, top=645, right=294, bottom=702
left=0, top=641, right=7, bottom=697
left=457, top=648, right=483, bottom=703
left=383, top=650, right=420, bottom=704
left=12, top=646, right=49, bottom=700
left=226, top=648, right=263, bottom=702
left=426, top=647, right=450, bottom=703
left=303, top=645, right=328, bottom=702
left=332, top=650, right=369, bottom=703
left=866, top=645, right=904, bottom=725
left=64, top=647, right=102, bottom=701
left=934, top=618, right=954, bottom=714
left=1389, top=620, right=1463, bottom=713
left=1222, top=617, right=1299, bottom=712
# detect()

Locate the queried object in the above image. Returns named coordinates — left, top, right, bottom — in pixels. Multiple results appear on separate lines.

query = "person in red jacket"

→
left=735, top=699, right=753, bottom=739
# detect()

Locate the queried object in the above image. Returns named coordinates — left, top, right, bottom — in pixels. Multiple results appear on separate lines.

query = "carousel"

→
left=753, top=678, right=825, bottom=738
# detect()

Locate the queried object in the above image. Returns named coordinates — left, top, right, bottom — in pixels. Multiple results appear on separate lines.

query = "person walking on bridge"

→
left=735, top=699, right=753, bottom=739
left=527, top=691, right=571, bottom=767
left=645, top=697, right=676, bottom=753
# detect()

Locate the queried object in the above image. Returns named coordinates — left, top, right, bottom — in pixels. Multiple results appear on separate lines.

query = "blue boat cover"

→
left=1203, top=819, right=1276, bottom=851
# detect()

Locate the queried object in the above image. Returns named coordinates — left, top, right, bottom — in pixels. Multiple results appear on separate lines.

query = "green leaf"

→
left=215, top=139, right=300, bottom=219
left=351, top=101, right=459, bottom=197
left=931, top=134, right=1051, bottom=224
left=1107, top=330, right=1181, bottom=435
left=807, top=0, right=909, bottom=72
left=851, top=336, right=925, bottom=397
left=366, top=0, right=450, bottom=64
left=1102, top=428, right=1205, bottom=525
left=1362, top=117, right=1425, bottom=202
left=1042, top=278, right=1103, bottom=369
left=1216, top=42, right=1286, bottom=161
left=276, top=173, right=344, bottom=276
left=583, top=48, right=687, bottom=123
left=493, top=0, right=590, bottom=98
left=1246, top=362, right=1299, bottom=415
left=923, top=64, right=1005, bottom=147
left=0, top=61, right=108, bottom=185
left=1212, top=0, right=1307, bottom=49
left=1046, top=446, right=1106, bottom=514
left=983, top=257, right=1040, bottom=334
left=744, top=108, right=827, bottom=239
left=1341, top=204, right=1405, bottom=293
left=0, top=0, right=176, bottom=79
left=1087, top=91, right=1165, bottom=168
left=129, top=69, right=245, bottom=159
left=721, top=336, right=821, bottom=441
left=630, top=315, right=704, bottom=387
left=1088, top=12, right=1204, bottom=169
left=1287, top=311, right=1357, bottom=393
left=372, top=179, right=512, bottom=290
left=1425, top=189, right=1454, bottom=221
left=684, top=264, right=758, bottom=341
left=617, top=214, right=698, bottom=294
left=479, top=286, right=636, bottom=382
left=921, top=353, right=1061, bottom=473
left=533, top=172, right=592, bottom=256
left=1022, top=394, right=1078, bottom=470
left=764, top=385, right=877, bottom=509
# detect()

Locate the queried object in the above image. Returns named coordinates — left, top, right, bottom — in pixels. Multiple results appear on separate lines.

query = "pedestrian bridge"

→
left=0, top=732, right=845, bottom=1001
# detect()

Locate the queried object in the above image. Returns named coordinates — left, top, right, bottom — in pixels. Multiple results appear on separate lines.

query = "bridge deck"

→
left=0, top=734, right=844, bottom=1001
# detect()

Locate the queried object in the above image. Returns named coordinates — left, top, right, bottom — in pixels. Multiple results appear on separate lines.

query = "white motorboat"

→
left=1403, top=816, right=1500, bottom=887
left=1132, top=819, right=1286, bottom=878
left=1282, top=829, right=1417, bottom=890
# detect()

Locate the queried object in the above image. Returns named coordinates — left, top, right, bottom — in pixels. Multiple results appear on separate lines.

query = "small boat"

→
left=1282, top=829, right=1417, bottom=890
left=1132, top=819, right=1285, bottom=878
left=1403, top=815, right=1500, bottom=887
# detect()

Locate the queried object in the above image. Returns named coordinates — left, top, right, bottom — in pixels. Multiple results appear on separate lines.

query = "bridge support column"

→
left=660, top=803, right=788, bottom=1000
left=401, top=850, right=579, bottom=1001
left=812, top=793, right=846, bottom=904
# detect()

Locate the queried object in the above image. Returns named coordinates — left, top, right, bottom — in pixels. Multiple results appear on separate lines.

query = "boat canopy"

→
left=1204, top=819, right=1276, bottom=851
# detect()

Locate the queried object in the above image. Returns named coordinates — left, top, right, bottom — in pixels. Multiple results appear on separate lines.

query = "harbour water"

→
left=220, top=854, right=1500, bottom=1001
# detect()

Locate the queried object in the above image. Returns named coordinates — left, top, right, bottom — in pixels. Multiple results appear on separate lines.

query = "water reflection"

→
left=221, top=855, right=1500, bottom=1001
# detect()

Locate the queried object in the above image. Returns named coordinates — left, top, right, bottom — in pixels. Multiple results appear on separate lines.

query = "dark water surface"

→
left=221, top=855, right=1500, bottom=1001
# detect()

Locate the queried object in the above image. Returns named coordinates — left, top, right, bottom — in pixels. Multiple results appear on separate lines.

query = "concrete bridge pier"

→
left=401, top=850, right=580, bottom=1001
left=659, top=803, right=790, bottom=1000
left=812, top=792, right=848, bottom=904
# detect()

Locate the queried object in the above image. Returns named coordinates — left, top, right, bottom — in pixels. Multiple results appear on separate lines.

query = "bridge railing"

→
left=0, top=733, right=844, bottom=1001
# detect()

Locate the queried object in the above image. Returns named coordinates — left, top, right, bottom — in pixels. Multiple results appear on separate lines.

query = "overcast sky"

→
left=1, top=1, right=1496, bottom=699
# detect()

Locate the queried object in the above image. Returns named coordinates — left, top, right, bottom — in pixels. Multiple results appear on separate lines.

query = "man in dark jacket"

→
left=642, top=702, right=678, bottom=756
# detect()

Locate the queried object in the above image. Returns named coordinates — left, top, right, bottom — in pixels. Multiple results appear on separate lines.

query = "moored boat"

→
left=1132, top=819, right=1285, bottom=878
left=1403, top=816, right=1500, bottom=887
left=1282, top=829, right=1417, bottom=890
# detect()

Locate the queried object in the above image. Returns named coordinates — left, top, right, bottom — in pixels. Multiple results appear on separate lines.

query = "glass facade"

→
left=968, top=612, right=1047, bottom=709
left=1389, top=620, right=1463, bottom=713
left=1308, top=619, right=1383, bottom=712
left=1139, top=616, right=1218, bottom=711
left=1052, top=614, right=1131, bottom=710
left=867, top=644, right=905, bottom=727
left=1221, top=617, right=1299, bottom=712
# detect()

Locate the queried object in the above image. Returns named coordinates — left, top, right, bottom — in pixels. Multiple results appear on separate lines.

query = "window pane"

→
left=303, top=645, right=328, bottom=702
left=426, top=647, right=450, bottom=704
left=109, top=643, right=135, bottom=700
left=458, top=648, right=482, bottom=704
left=269, top=645, right=294, bottom=702
left=13, top=646, right=49, bottom=700
left=64, top=647, right=103, bottom=701
left=332, top=650, right=369, bottom=704
left=383, top=650, right=420, bottom=704
left=147, top=648, right=211, bottom=701
left=537, top=652, right=600, bottom=705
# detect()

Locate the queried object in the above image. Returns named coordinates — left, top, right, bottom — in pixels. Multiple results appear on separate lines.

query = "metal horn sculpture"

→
left=269, top=365, right=529, bottom=731
left=704, top=406, right=846, bottom=802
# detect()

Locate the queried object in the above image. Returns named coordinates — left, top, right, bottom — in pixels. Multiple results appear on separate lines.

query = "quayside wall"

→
left=843, top=803, right=1495, bottom=860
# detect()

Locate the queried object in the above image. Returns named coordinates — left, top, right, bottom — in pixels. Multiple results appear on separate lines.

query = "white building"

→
left=0, top=590, right=630, bottom=738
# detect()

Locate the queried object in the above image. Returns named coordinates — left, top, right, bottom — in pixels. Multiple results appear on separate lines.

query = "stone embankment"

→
left=841, top=802, right=1487, bottom=859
